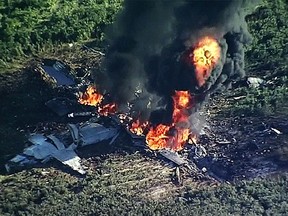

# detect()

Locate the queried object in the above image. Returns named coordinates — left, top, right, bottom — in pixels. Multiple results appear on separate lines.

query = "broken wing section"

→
left=5, top=122, right=119, bottom=174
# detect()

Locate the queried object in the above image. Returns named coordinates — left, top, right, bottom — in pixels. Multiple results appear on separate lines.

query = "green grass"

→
left=223, top=85, right=288, bottom=117
left=1, top=155, right=288, bottom=215
left=0, top=0, right=288, bottom=215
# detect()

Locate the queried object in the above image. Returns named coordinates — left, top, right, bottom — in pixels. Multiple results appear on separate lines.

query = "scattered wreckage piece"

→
left=270, top=127, right=282, bottom=135
left=23, top=140, right=58, bottom=160
left=79, top=123, right=118, bottom=146
left=82, top=45, right=105, bottom=56
left=215, top=140, right=232, bottom=145
left=68, top=111, right=97, bottom=118
left=47, top=135, right=65, bottom=150
left=109, top=131, right=120, bottom=145
left=159, top=149, right=187, bottom=166
left=5, top=155, right=38, bottom=173
left=246, top=77, right=265, bottom=88
left=5, top=122, right=119, bottom=174
left=175, top=167, right=182, bottom=185
left=37, top=59, right=76, bottom=87
left=52, top=149, right=86, bottom=175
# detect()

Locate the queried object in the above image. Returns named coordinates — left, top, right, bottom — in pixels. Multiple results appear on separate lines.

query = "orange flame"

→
left=129, top=119, right=149, bottom=136
left=98, top=103, right=117, bottom=116
left=145, top=91, right=196, bottom=151
left=79, top=87, right=198, bottom=151
left=78, top=86, right=103, bottom=106
left=192, top=36, right=220, bottom=87
left=78, top=85, right=117, bottom=116
left=172, top=91, right=192, bottom=123
left=146, top=124, right=171, bottom=150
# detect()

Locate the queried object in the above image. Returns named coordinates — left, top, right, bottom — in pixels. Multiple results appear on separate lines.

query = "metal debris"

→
left=194, top=145, right=207, bottom=158
left=271, top=127, right=282, bottom=135
left=216, top=140, right=232, bottom=145
left=131, top=138, right=146, bottom=148
left=28, top=134, right=47, bottom=145
left=5, top=121, right=120, bottom=174
left=82, top=45, right=105, bottom=56
left=52, top=149, right=86, bottom=175
left=47, top=135, right=65, bottom=150
left=23, top=142, right=58, bottom=160
left=68, top=111, right=97, bottom=118
left=175, top=167, right=182, bottom=185
left=79, top=123, right=118, bottom=146
left=109, top=131, right=120, bottom=145
left=5, top=155, right=37, bottom=173
left=67, top=124, right=80, bottom=144
left=39, top=60, right=76, bottom=86
left=247, top=77, right=265, bottom=88
left=233, top=95, right=246, bottom=100
left=159, top=149, right=187, bottom=166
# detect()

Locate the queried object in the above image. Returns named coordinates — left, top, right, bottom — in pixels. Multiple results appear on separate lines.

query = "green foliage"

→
left=1, top=168, right=288, bottom=215
left=224, top=0, right=288, bottom=116
left=245, top=0, right=288, bottom=70
left=0, top=0, right=123, bottom=67
left=228, top=82, right=288, bottom=116
left=183, top=175, right=288, bottom=215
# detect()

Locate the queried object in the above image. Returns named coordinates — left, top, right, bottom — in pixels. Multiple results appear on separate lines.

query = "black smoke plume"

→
left=97, top=0, right=259, bottom=123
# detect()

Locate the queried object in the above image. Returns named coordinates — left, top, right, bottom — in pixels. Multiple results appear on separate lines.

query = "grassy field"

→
left=1, top=152, right=288, bottom=215
left=0, top=44, right=287, bottom=214
left=0, top=0, right=288, bottom=215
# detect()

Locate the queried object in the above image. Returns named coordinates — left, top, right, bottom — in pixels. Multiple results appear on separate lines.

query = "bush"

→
left=0, top=0, right=123, bottom=66
left=245, top=0, right=288, bottom=71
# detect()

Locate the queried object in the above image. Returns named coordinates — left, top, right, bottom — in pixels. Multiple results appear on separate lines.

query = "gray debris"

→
left=82, top=45, right=105, bottom=56
left=131, top=139, right=146, bottom=148
left=9, top=155, right=27, bottom=163
left=47, top=135, right=65, bottom=150
left=68, top=123, right=80, bottom=144
left=5, top=121, right=119, bottom=174
left=79, top=123, right=118, bottom=146
left=109, top=131, right=120, bottom=145
left=216, top=140, right=232, bottom=145
left=28, top=134, right=47, bottom=145
left=68, top=112, right=97, bottom=118
left=247, top=77, right=265, bottom=88
left=41, top=61, right=75, bottom=86
left=5, top=155, right=38, bottom=173
left=52, top=149, right=86, bottom=175
left=23, top=142, right=58, bottom=160
left=194, top=145, right=207, bottom=158
left=271, top=127, right=282, bottom=135
left=175, top=167, right=182, bottom=185
left=159, top=149, right=187, bottom=166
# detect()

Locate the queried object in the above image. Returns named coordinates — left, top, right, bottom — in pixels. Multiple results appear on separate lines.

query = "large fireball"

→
left=192, top=36, right=220, bottom=87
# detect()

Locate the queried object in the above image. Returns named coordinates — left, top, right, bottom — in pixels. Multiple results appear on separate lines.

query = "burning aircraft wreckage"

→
left=7, top=0, right=284, bottom=182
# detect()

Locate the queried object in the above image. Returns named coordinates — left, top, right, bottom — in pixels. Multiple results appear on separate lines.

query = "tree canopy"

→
left=0, top=0, right=123, bottom=66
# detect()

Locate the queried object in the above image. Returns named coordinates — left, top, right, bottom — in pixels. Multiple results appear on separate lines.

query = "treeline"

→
left=0, top=0, right=287, bottom=70
left=245, top=0, right=288, bottom=69
left=0, top=0, right=123, bottom=66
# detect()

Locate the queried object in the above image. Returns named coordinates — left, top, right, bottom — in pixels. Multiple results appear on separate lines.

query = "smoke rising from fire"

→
left=98, top=0, right=259, bottom=122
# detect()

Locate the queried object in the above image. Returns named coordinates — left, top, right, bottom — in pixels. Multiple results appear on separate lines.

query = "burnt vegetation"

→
left=0, top=0, right=288, bottom=215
